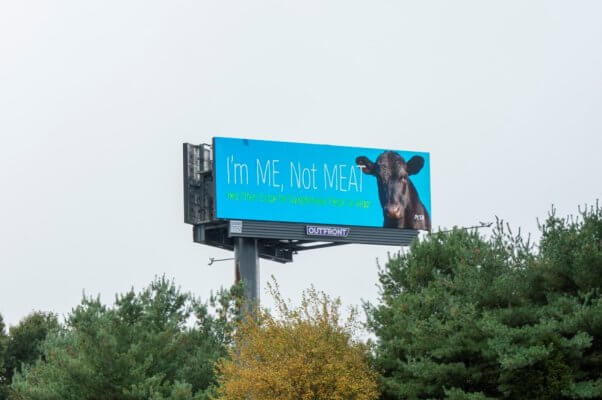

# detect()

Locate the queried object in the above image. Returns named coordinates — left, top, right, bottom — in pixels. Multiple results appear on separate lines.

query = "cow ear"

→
left=407, top=156, right=424, bottom=175
left=356, top=156, right=376, bottom=175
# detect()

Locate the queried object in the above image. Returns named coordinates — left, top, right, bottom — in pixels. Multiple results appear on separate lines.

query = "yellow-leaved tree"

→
left=215, top=279, right=379, bottom=400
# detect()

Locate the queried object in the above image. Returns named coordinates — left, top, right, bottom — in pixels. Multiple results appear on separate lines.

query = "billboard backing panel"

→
left=213, top=137, right=431, bottom=230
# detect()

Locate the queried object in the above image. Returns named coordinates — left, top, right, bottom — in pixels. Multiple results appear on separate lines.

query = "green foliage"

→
left=367, top=203, right=602, bottom=399
left=3, top=312, right=59, bottom=386
left=0, top=315, right=6, bottom=361
left=9, top=277, right=242, bottom=400
left=0, top=315, right=8, bottom=400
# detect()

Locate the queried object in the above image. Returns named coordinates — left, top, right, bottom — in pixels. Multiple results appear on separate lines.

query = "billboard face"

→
left=213, top=137, right=431, bottom=231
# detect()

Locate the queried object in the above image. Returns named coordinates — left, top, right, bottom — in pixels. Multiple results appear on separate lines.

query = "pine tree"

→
left=367, top=203, right=602, bottom=399
left=10, top=277, right=242, bottom=400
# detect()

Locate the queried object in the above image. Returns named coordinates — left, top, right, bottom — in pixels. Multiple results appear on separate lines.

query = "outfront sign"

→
left=306, top=225, right=350, bottom=238
left=213, top=137, right=431, bottom=231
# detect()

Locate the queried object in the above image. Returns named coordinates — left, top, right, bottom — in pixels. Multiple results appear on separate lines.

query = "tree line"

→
left=1, top=203, right=601, bottom=399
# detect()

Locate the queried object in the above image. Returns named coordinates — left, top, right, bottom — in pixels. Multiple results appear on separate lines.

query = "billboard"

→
left=213, top=137, right=431, bottom=231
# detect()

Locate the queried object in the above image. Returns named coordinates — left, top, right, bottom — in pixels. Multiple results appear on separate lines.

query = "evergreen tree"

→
left=367, top=203, right=602, bottom=399
left=10, top=277, right=242, bottom=400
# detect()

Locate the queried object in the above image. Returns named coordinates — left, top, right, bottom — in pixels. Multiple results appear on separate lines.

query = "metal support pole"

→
left=234, top=237, right=260, bottom=311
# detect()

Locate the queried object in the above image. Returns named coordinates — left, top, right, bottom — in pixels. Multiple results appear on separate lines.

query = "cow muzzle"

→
left=386, top=205, right=402, bottom=219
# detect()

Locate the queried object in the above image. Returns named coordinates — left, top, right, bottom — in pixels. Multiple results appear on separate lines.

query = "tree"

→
left=216, top=280, right=379, bottom=400
left=2, top=312, right=59, bottom=387
left=10, top=277, right=242, bottom=400
left=0, top=315, right=8, bottom=400
left=366, top=203, right=602, bottom=399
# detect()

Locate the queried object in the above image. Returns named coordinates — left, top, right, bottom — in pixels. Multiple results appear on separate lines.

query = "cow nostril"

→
left=386, top=206, right=402, bottom=219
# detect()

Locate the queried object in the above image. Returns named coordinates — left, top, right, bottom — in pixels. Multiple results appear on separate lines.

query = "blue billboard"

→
left=213, top=137, right=431, bottom=231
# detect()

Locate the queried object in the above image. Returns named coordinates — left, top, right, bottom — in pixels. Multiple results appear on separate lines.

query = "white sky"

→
left=1, top=1, right=601, bottom=327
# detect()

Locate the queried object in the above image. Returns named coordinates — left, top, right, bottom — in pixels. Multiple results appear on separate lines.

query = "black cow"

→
left=356, top=151, right=431, bottom=231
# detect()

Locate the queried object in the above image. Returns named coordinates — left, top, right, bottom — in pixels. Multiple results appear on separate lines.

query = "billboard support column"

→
left=234, top=237, right=259, bottom=311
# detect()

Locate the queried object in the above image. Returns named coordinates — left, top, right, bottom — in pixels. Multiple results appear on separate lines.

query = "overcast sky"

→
left=1, top=1, right=601, bottom=327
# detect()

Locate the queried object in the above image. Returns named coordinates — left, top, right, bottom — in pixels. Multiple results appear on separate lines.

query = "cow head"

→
left=356, top=151, right=424, bottom=223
